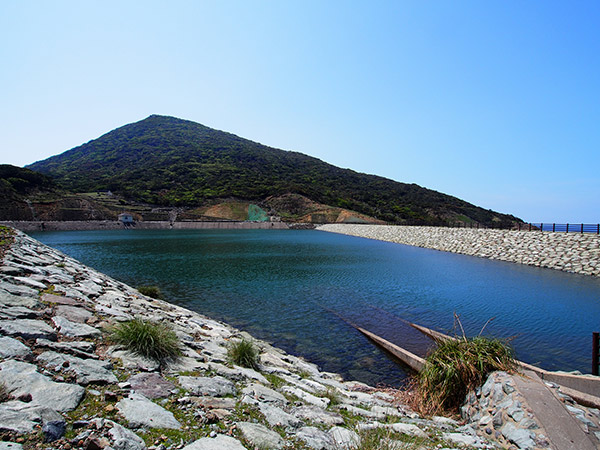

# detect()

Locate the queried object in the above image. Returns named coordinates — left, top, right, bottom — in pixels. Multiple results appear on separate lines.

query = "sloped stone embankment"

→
left=0, top=228, right=500, bottom=449
left=318, top=224, right=600, bottom=277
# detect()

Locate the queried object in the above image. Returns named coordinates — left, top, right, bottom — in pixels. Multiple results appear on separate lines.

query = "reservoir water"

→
left=30, top=229, right=600, bottom=386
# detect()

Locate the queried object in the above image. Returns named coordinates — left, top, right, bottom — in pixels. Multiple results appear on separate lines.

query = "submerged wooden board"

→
left=355, top=326, right=426, bottom=372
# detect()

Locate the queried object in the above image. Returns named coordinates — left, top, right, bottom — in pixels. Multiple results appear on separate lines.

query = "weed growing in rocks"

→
left=109, top=318, right=182, bottom=364
left=227, top=339, right=259, bottom=370
left=137, top=285, right=163, bottom=299
left=319, top=386, right=341, bottom=407
left=0, top=382, right=9, bottom=402
left=418, top=335, right=516, bottom=413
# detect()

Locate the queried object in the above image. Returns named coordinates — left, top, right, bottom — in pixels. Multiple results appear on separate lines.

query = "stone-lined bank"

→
left=0, top=228, right=501, bottom=450
left=318, top=224, right=600, bottom=277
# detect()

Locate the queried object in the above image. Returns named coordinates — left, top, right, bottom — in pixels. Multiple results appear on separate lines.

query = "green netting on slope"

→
left=248, top=204, right=268, bottom=222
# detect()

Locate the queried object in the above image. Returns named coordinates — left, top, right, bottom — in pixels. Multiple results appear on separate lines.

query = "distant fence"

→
left=593, top=332, right=599, bottom=376
left=447, top=221, right=600, bottom=234
left=519, top=223, right=600, bottom=234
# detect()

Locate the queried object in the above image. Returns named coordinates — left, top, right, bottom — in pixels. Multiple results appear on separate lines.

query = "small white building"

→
left=118, top=212, right=134, bottom=224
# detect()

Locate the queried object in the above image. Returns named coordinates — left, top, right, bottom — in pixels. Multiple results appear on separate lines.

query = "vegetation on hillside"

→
left=27, top=115, right=521, bottom=226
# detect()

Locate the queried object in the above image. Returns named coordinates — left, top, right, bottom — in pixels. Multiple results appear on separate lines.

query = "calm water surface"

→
left=30, top=229, right=600, bottom=386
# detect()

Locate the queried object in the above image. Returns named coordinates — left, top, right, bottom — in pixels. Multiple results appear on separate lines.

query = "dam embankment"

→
left=0, top=220, right=290, bottom=232
left=318, top=224, right=600, bottom=277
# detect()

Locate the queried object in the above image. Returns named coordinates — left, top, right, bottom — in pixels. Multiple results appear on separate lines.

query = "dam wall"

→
left=0, top=220, right=289, bottom=232
left=318, top=224, right=600, bottom=277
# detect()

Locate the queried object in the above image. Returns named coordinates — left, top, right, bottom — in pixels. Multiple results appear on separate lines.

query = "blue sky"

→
left=1, top=1, right=599, bottom=223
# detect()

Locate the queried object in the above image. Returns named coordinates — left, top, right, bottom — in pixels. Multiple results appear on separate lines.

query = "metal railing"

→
left=594, top=332, right=600, bottom=376
left=523, top=223, right=600, bottom=234
left=446, top=221, right=600, bottom=234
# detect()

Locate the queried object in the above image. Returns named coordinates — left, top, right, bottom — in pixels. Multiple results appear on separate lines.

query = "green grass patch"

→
left=137, top=285, right=163, bottom=299
left=227, top=339, right=260, bottom=370
left=263, top=373, right=286, bottom=389
left=318, top=386, right=340, bottom=407
left=418, top=335, right=516, bottom=413
left=109, top=318, right=182, bottom=364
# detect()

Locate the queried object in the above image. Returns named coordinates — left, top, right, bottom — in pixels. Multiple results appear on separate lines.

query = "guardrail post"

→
left=553, top=223, right=555, bottom=232
left=566, top=223, right=569, bottom=233
left=593, top=332, right=599, bottom=376
left=581, top=223, right=584, bottom=234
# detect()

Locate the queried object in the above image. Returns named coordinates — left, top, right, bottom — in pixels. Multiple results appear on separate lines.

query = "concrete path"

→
left=514, top=371, right=598, bottom=450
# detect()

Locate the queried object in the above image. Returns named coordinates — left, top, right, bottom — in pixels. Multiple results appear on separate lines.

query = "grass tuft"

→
left=0, top=383, right=9, bottom=403
left=137, top=285, right=163, bottom=299
left=417, top=335, right=516, bottom=413
left=109, top=318, right=181, bottom=364
left=227, top=339, right=260, bottom=370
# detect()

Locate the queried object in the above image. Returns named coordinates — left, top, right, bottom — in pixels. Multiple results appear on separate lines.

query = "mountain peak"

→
left=26, top=116, right=520, bottom=226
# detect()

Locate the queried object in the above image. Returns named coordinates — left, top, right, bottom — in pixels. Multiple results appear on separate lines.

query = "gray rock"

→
left=108, top=348, right=160, bottom=372
left=42, top=420, right=66, bottom=442
left=13, top=276, right=46, bottom=290
left=282, top=386, right=329, bottom=408
left=0, top=406, right=37, bottom=433
left=181, top=435, right=247, bottom=450
left=291, top=406, right=344, bottom=426
left=179, top=376, right=237, bottom=397
left=0, top=336, right=31, bottom=358
left=442, top=432, right=480, bottom=448
left=0, top=442, right=23, bottom=450
left=55, top=305, right=93, bottom=323
left=0, top=360, right=84, bottom=412
left=51, top=316, right=101, bottom=338
left=0, top=265, right=24, bottom=275
left=0, top=319, right=56, bottom=340
left=390, top=422, right=427, bottom=438
left=0, top=306, right=40, bottom=319
left=258, top=402, right=303, bottom=428
left=507, top=404, right=525, bottom=422
left=197, top=339, right=228, bottom=362
left=0, top=401, right=64, bottom=433
left=191, top=396, right=237, bottom=410
left=242, top=383, right=288, bottom=405
left=36, top=351, right=117, bottom=385
left=209, top=362, right=269, bottom=384
left=236, top=421, right=284, bottom=449
left=329, top=426, right=359, bottom=449
left=106, top=420, right=146, bottom=450
left=492, top=410, right=504, bottom=427
left=0, top=283, right=37, bottom=297
left=0, top=290, right=39, bottom=308
left=296, top=426, right=335, bottom=450
left=501, top=422, right=536, bottom=449
left=73, top=280, right=103, bottom=297
left=41, top=293, right=82, bottom=306
left=519, top=418, right=539, bottom=429
left=129, top=373, right=175, bottom=399
left=116, top=393, right=181, bottom=429
left=36, top=338, right=96, bottom=356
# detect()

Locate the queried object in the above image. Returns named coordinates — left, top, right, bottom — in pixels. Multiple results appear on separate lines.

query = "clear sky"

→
left=1, top=1, right=599, bottom=223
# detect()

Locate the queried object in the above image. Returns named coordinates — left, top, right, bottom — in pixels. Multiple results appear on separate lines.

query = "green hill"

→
left=27, top=115, right=520, bottom=226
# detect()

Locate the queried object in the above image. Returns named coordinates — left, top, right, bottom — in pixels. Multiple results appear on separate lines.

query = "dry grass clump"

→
left=417, top=335, right=516, bottom=414
left=109, top=318, right=181, bottom=364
